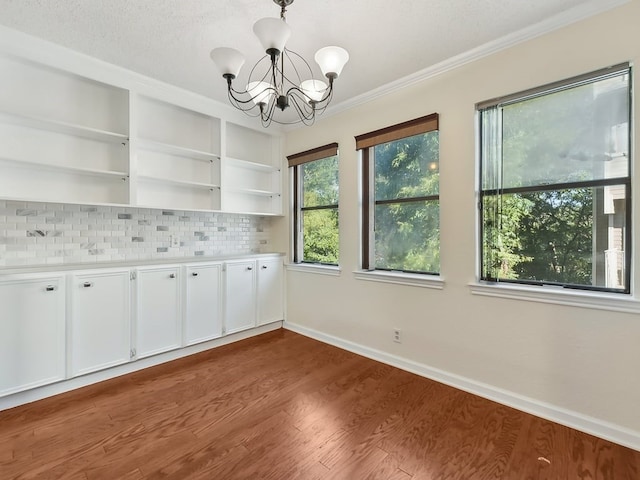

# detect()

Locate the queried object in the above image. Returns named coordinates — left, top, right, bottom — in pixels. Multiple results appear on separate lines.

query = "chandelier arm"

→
left=228, top=89, right=266, bottom=108
left=227, top=88, right=252, bottom=111
left=226, top=76, right=334, bottom=123
left=285, top=77, right=334, bottom=107
left=227, top=90, right=262, bottom=117
left=227, top=78, right=280, bottom=107
left=288, top=94, right=316, bottom=123
left=283, top=49, right=314, bottom=84
left=273, top=49, right=317, bottom=93
left=286, top=88, right=315, bottom=114
left=259, top=103, right=269, bottom=128
left=246, top=55, right=271, bottom=85
left=280, top=48, right=285, bottom=94
left=256, top=93, right=314, bottom=125
left=259, top=94, right=277, bottom=127
left=228, top=91, right=262, bottom=107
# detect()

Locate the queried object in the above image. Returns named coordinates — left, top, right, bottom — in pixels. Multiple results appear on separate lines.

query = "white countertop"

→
left=0, top=252, right=285, bottom=275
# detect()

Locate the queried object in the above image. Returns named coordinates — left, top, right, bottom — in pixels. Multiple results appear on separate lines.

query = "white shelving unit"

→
left=0, top=52, right=283, bottom=215
left=0, top=111, right=128, bottom=143
left=0, top=54, right=130, bottom=206
left=223, top=123, right=282, bottom=215
left=133, top=95, right=222, bottom=211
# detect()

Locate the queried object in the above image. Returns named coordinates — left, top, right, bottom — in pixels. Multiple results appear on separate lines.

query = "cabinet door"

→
left=136, top=266, right=181, bottom=358
left=69, top=269, right=131, bottom=377
left=257, top=258, right=284, bottom=326
left=185, top=263, right=223, bottom=345
left=0, top=275, right=66, bottom=396
left=224, top=260, right=257, bottom=334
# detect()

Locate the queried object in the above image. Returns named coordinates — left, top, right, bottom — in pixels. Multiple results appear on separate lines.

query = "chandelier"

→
left=210, top=0, right=349, bottom=127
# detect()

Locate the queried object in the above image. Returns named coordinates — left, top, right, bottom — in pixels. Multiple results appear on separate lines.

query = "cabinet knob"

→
left=261, top=265, right=268, bottom=269
left=45, top=285, right=57, bottom=292
left=83, top=282, right=94, bottom=288
left=247, top=266, right=253, bottom=271
left=169, top=273, right=176, bottom=279
left=192, top=272, right=199, bottom=277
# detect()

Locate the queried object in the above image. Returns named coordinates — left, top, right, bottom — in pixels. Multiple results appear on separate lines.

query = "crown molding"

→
left=314, top=0, right=630, bottom=125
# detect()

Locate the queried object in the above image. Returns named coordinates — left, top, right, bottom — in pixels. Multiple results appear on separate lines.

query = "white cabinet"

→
left=68, top=269, right=131, bottom=377
left=0, top=55, right=130, bottom=205
left=257, top=257, right=284, bottom=326
left=0, top=255, right=283, bottom=403
left=0, top=274, right=66, bottom=397
left=184, top=263, right=223, bottom=345
left=224, top=259, right=257, bottom=334
left=135, top=266, right=182, bottom=358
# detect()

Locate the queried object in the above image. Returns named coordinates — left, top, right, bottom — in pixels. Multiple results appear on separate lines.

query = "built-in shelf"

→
left=226, top=157, right=280, bottom=173
left=0, top=194, right=130, bottom=210
left=225, top=187, right=280, bottom=197
left=137, top=175, right=220, bottom=190
left=223, top=151, right=282, bottom=215
left=137, top=138, right=220, bottom=162
left=0, top=53, right=283, bottom=215
left=0, top=156, right=129, bottom=179
left=227, top=209, right=281, bottom=216
left=0, top=110, right=129, bottom=145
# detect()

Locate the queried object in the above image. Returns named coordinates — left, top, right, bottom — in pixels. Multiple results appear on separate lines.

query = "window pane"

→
left=374, top=200, right=439, bottom=273
left=374, top=131, right=439, bottom=200
left=302, top=208, right=339, bottom=264
left=301, top=155, right=338, bottom=207
left=482, top=185, right=627, bottom=290
left=483, top=73, right=629, bottom=191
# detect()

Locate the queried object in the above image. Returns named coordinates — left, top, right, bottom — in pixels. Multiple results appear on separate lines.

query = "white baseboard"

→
left=0, top=322, right=282, bottom=412
left=284, top=321, right=640, bottom=452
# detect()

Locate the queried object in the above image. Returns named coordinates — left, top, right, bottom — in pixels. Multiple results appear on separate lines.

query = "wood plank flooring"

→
left=1, top=329, right=638, bottom=479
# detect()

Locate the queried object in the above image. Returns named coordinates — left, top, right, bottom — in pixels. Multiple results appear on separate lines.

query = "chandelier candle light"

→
left=210, top=0, right=349, bottom=127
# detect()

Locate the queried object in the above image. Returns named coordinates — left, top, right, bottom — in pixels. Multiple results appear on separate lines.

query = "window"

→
left=356, top=114, right=440, bottom=274
left=288, top=143, right=339, bottom=265
left=478, top=63, right=631, bottom=293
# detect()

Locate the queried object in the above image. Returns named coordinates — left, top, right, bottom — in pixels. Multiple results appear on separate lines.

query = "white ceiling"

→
left=0, top=0, right=624, bottom=117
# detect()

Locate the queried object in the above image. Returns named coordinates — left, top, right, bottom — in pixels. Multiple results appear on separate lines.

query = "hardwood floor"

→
left=1, top=329, right=638, bottom=479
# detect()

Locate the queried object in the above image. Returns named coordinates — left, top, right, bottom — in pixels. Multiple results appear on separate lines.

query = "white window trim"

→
left=469, top=281, right=640, bottom=314
left=287, top=263, right=341, bottom=277
left=354, top=270, right=444, bottom=289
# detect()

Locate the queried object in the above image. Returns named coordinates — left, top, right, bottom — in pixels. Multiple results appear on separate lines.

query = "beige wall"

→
left=280, top=1, right=640, bottom=439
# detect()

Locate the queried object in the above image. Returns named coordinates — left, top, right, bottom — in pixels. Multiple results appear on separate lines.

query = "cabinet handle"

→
left=45, top=285, right=57, bottom=292
left=247, top=266, right=253, bottom=271
left=169, top=273, right=176, bottom=279
left=83, top=282, right=93, bottom=288
left=261, top=265, right=268, bottom=269
left=192, top=272, right=199, bottom=277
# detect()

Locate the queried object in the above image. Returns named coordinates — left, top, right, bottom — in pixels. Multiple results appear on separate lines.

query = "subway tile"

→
left=0, top=203, right=272, bottom=267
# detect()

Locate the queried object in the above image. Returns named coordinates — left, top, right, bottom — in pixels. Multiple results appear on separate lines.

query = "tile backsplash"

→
left=0, top=200, right=272, bottom=267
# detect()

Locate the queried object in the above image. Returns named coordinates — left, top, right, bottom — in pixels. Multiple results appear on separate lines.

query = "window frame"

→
left=287, top=143, right=339, bottom=266
left=477, top=63, right=632, bottom=294
left=356, top=113, right=440, bottom=275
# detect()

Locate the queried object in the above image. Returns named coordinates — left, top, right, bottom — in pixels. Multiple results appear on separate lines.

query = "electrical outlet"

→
left=393, top=329, right=402, bottom=343
left=170, top=235, right=179, bottom=247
